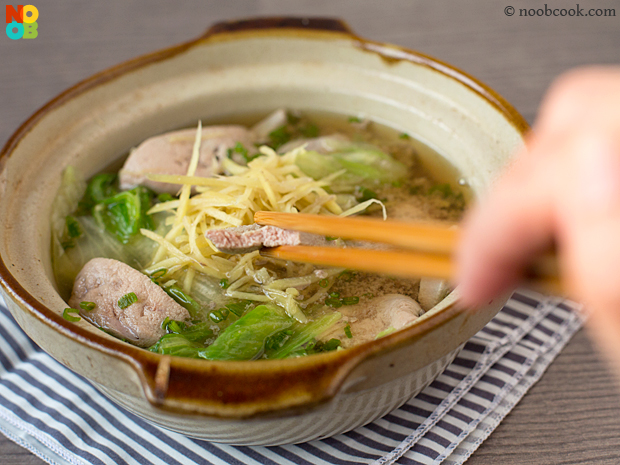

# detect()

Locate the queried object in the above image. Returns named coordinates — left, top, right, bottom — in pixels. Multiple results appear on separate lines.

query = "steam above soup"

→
left=51, top=110, right=467, bottom=360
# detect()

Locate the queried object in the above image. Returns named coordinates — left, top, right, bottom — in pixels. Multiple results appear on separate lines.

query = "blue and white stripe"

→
left=0, top=290, right=584, bottom=465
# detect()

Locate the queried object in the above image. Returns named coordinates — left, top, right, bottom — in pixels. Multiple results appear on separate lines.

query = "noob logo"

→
left=5, top=4, right=38, bottom=40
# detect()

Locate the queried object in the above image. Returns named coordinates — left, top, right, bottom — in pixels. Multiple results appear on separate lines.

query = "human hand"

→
left=456, top=67, right=620, bottom=372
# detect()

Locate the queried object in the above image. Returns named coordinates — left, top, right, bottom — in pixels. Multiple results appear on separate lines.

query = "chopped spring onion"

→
left=234, top=142, right=260, bottom=163
left=162, top=318, right=186, bottom=334
left=234, top=142, right=247, bottom=156
left=79, top=301, right=96, bottom=311
left=118, top=292, right=138, bottom=310
left=264, top=329, right=294, bottom=351
left=356, top=187, right=378, bottom=203
left=339, top=270, right=355, bottom=282
left=399, top=132, right=410, bottom=139
left=342, top=296, right=359, bottom=306
left=344, top=324, right=353, bottom=339
left=219, top=278, right=230, bottom=289
left=150, top=320, right=214, bottom=356
left=65, top=216, right=82, bottom=239
left=161, top=317, right=172, bottom=330
left=268, top=126, right=291, bottom=149
left=292, top=338, right=342, bottom=357
left=325, top=297, right=343, bottom=308
left=209, top=309, right=229, bottom=323
left=348, top=116, right=362, bottom=123
left=165, top=285, right=201, bottom=317
left=320, top=339, right=342, bottom=351
left=63, top=308, right=81, bottom=322
left=150, top=268, right=167, bottom=282
left=319, top=278, right=329, bottom=288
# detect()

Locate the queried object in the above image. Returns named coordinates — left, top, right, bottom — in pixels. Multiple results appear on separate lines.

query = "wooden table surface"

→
left=2, top=1, right=620, bottom=463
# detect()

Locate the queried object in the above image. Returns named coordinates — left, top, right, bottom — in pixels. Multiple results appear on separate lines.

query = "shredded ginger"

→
left=138, top=129, right=379, bottom=323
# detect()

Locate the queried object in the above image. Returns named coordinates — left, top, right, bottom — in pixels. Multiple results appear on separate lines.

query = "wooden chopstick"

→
left=255, top=211, right=457, bottom=254
left=255, top=211, right=565, bottom=296
left=260, top=246, right=563, bottom=296
left=260, top=245, right=453, bottom=281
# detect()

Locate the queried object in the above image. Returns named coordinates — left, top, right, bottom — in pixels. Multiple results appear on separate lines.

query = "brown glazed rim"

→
left=0, top=17, right=529, bottom=419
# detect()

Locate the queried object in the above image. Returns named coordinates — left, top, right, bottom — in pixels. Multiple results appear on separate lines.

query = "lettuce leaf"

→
left=198, top=305, right=293, bottom=361
left=265, top=311, right=342, bottom=359
left=295, top=141, right=406, bottom=186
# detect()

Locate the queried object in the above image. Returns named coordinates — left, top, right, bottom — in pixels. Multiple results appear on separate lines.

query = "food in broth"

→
left=51, top=110, right=467, bottom=360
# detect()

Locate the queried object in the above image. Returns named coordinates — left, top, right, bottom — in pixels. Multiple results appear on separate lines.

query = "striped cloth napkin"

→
left=0, top=290, right=584, bottom=465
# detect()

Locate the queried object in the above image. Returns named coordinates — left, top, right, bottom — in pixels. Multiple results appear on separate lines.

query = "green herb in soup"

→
left=51, top=109, right=468, bottom=360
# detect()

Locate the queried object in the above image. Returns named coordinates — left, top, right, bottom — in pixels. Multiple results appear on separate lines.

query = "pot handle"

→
left=202, top=17, right=355, bottom=38
left=132, top=348, right=365, bottom=418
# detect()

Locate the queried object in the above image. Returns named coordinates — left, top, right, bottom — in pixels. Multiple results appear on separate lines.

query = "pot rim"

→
left=0, top=16, right=529, bottom=419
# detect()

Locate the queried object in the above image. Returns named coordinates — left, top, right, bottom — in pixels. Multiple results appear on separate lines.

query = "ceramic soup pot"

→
left=0, top=17, right=527, bottom=445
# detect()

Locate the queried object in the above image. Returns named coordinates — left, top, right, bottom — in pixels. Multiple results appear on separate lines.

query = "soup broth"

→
left=51, top=110, right=468, bottom=360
